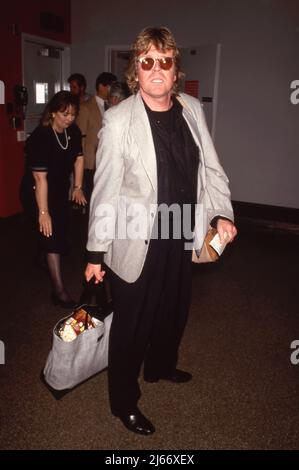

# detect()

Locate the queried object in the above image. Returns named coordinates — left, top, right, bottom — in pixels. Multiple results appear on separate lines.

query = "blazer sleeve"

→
left=194, top=100, right=234, bottom=224
left=86, top=111, right=125, bottom=253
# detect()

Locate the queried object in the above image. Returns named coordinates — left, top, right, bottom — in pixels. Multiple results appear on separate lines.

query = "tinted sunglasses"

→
left=137, top=56, right=175, bottom=71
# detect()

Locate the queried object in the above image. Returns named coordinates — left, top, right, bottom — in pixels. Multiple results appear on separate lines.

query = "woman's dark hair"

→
left=125, top=26, right=184, bottom=94
left=40, top=90, right=80, bottom=126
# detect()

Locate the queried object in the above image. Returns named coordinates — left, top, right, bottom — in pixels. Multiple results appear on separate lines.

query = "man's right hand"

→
left=85, top=263, right=106, bottom=284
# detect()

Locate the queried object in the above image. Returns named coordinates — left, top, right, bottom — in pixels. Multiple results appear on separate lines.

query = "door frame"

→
left=104, top=45, right=131, bottom=74
left=212, top=43, right=221, bottom=141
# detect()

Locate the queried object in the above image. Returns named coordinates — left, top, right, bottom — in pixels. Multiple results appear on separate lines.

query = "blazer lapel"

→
left=177, top=95, right=203, bottom=155
left=131, top=93, right=157, bottom=193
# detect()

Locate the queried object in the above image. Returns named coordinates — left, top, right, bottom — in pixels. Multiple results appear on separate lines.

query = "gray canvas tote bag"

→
left=43, top=310, right=113, bottom=390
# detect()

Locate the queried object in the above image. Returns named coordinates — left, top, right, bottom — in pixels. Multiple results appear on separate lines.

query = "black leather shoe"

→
left=51, top=293, right=77, bottom=309
left=116, top=408, right=155, bottom=436
left=144, top=369, right=192, bottom=383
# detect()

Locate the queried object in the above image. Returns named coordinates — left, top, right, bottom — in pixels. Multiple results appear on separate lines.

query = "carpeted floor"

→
left=1, top=209, right=299, bottom=450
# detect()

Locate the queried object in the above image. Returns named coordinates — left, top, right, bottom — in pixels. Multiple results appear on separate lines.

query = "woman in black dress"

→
left=24, top=91, right=86, bottom=307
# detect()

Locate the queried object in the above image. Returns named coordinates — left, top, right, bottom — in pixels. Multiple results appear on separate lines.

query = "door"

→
left=23, top=35, right=70, bottom=136
left=105, top=45, right=131, bottom=81
left=110, top=50, right=131, bottom=80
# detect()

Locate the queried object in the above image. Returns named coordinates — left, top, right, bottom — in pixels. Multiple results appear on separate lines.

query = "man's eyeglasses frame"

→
left=136, top=56, right=175, bottom=71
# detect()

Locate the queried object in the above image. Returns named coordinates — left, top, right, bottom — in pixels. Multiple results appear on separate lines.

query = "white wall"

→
left=71, top=0, right=299, bottom=208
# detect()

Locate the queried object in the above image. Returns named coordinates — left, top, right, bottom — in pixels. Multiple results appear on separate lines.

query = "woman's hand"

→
left=72, top=187, right=87, bottom=205
left=39, top=211, right=52, bottom=237
left=216, top=219, right=237, bottom=244
left=85, top=263, right=106, bottom=284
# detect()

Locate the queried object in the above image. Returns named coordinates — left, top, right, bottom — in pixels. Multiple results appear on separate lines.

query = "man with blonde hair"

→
left=85, top=27, right=237, bottom=435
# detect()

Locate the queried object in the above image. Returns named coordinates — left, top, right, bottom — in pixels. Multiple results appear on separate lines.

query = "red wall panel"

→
left=0, top=2, right=71, bottom=217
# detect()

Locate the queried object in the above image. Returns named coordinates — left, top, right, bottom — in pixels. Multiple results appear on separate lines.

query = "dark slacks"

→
left=107, top=236, right=193, bottom=416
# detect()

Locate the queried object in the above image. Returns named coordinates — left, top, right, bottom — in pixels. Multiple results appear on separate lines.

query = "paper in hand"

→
left=209, top=232, right=229, bottom=257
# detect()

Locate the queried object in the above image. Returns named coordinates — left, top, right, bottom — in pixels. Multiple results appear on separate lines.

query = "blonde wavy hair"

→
left=125, top=26, right=184, bottom=95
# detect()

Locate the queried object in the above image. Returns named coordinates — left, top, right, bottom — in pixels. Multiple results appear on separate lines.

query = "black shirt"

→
left=144, top=96, right=199, bottom=209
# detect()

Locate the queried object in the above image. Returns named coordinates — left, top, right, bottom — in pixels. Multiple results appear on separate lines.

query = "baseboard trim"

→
left=232, top=201, right=299, bottom=225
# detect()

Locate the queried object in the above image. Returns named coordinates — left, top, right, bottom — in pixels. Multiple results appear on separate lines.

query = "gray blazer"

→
left=87, top=92, right=234, bottom=282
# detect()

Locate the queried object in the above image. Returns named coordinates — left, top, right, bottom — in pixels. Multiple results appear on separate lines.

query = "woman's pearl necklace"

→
left=52, top=126, right=69, bottom=150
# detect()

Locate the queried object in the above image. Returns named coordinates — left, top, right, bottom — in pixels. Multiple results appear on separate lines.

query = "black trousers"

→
left=107, top=236, right=193, bottom=416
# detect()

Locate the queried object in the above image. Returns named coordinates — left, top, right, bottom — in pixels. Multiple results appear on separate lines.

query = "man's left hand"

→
left=216, top=219, right=237, bottom=244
